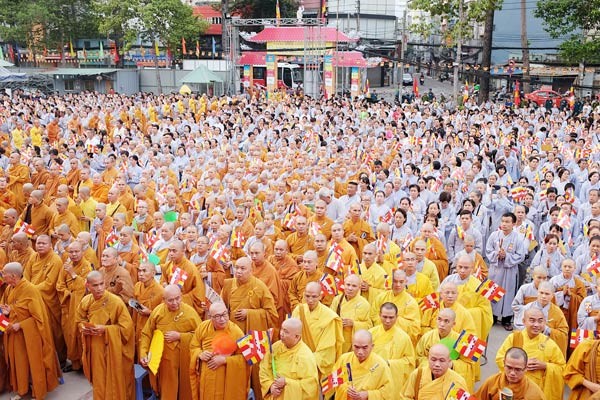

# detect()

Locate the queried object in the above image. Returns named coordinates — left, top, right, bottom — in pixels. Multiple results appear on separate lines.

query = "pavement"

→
left=371, top=74, right=456, bottom=103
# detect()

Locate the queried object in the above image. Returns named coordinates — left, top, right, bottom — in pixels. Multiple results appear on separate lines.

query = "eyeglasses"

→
left=211, top=312, right=228, bottom=320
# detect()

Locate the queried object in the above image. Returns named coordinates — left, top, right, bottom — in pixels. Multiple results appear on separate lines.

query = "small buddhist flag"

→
left=320, top=273, right=338, bottom=296
left=230, top=229, right=246, bottom=248
left=13, top=218, right=35, bottom=238
left=321, top=367, right=344, bottom=394
left=570, top=329, right=599, bottom=348
left=325, top=242, right=344, bottom=273
left=309, top=222, right=321, bottom=237
left=476, top=279, right=506, bottom=303
left=0, top=314, right=9, bottom=333
left=586, top=257, right=600, bottom=276
left=105, top=230, right=119, bottom=247
left=237, top=334, right=260, bottom=365
left=419, top=292, right=440, bottom=312
left=204, top=282, right=222, bottom=306
left=169, top=267, right=188, bottom=288
left=445, top=382, right=477, bottom=400
left=453, top=330, right=487, bottom=362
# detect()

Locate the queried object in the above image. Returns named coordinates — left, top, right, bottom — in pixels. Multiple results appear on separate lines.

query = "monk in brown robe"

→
left=343, top=202, right=375, bottom=263
left=564, top=338, right=600, bottom=400
left=91, top=202, right=114, bottom=262
left=24, top=235, right=67, bottom=365
left=285, top=216, right=315, bottom=263
left=44, top=162, right=67, bottom=204
left=412, top=223, right=449, bottom=280
left=189, top=302, right=250, bottom=400
left=98, top=247, right=134, bottom=305
left=21, top=190, right=54, bottom=238
left=268, top=239, right=299, bottom=317
left=249, top=241, right=285, bottom=322
left=76, top=271, right=135, bottom=399
left=56, top=241, right=93, bottom=372
left=50, top=197, right=81, bottom=238
left=7, top=152, right=30, bottom=212
left=101, top=156, right=119, bottom=187
left=0, top=209, right=18, bottom=255
left=140, top=285, right=201, bottom=400
left=91, top=174, right=109, bottom=204
left=220, top=257, right=279, bottom=400
left=289, top=250, right=324, bottom=311
left=476, top=347, right=545, bottom=400
left=1, top=262, right=61, bottom=400
left=115, top=226, right=141, bottom=283
left=0, top=176, right=16, bottom=211
left=161, top=239, right=206, bottom=316
left=132, top=262, right=164, bottom=356
left=308, top=199, right=334, bottom=240
left=9, top=232, right=34, bottom=266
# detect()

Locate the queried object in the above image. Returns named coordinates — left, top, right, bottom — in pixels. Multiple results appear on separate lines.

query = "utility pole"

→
left=356, top=0, right=360, bottom=34
left=400, top=9, right=407, bottom=90
left=479, top=3, right=495, bottom=103
left=453, top=0, right=463, bottom=103
left=520, top=0, right=530, bottom=93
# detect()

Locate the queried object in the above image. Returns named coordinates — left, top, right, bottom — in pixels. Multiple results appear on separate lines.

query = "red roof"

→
left=332, top=51, right=367, bottom=67
left=194, top=5, right=222, bottom=35
left=239, top=52, right=268, bottom=65
left=248, top=27, right=356, bottom=43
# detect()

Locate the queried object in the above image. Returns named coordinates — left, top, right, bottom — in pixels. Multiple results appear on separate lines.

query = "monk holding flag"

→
left=330, top=274, right=372, bottom=352
left=332, top=330, right=394, bottom=399
left=1, top=262, right=61, bottom=400
left=259, top=318, right=319, bottom=399
left=189, top=302, right=250, bottom=400
left=292, top=281, right=343, bottom=380
left=76, top=270, right=135, bottom=399
left=140, top=284, right=201, bottom=400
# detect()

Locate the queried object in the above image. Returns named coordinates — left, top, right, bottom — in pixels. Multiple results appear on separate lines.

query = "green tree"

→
left=95, top=0, right=208, bottom=93
left=229, top=0, right=298, bottom=19
left=534, top=0, right=600, bottom=63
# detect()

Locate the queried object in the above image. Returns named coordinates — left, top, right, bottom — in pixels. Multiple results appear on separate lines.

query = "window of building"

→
left=211, top=17, right=222, bottom=24
left=83, top=80, right=95, bottom=91
left=64, top=79, right=75, bottom=91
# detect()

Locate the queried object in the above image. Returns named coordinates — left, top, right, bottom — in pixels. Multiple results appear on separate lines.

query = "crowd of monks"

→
left=0, top=88, right=600, bottom=400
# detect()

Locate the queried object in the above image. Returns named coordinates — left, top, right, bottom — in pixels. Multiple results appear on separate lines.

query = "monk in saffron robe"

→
left=90, top=203, right=114, bottom=262
left=330, top=274, right=372, bottom=352
left=190, top=302, right=250, bottom=400
left=513, top=281, right=569, bottom=357
left=551, top=258, right=587, bottom=332
left=259, top=317, right=319, bottom=400
left=360, top=243, right=387, bottom=304
left=332, top=330, right=394, bottom=399
left=413, top=239, right=441, bottom=291
left=308, top=200, right=334, bottom=240
left=7, top=152, right=30, bottom=212
left=285, top=216, right=315, bottom=262
left=268, top=239, right=299, bottom=317
left=115, top=226, right=141, bottom=283
left=291, top=282, right=343, bottom=379
left=24, top=235, right=67, bottom=365
left=442, top=254, right=494, bottom=341
left=420, top=281, right=477, bottom=338
left=8, top=232, right=34, bottom=266
left=50, top=197, right=81, bottom=237
left=343, top=203, right=375, bottom=262
left=403, top=344, right=469, bottom=400
left=76, top=270, right=135, bottom=400
left=99, top=247, right=135, bottom=305
left=132, top=262, right=164, bottom=356
left=140, top=285, right=201, bottom=400
left=90, top=174, right=109, bottom=204
left=416, top=309, right=477, bottom=392
left=1, top=262, right=61, bottom=400
left=21, top=190, right=54, bottom=237
left=496, top=307, right=565, bottom=400
left=477, top=347, right=545, bottom=400
left=160, top=240, right=206, bottom=316
left=220, top=257, right=278, bottom=400
left=56, top=241, right=93, bottom=372
left=289, top=250, right=324, bottom=311
left=563, top=338, right=600, bottom=400
left=370, top=302, right=416, bottom=392
left=249, top=241, right=285, bottom=322
left=411, top=223, right=449, bottom=280
left=370, top=269, right=421, bottom=344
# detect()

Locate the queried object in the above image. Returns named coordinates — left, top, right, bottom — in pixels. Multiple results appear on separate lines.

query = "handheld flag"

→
left=181, top=37, right=187, bottom=55
left=230, top=229, right=246, bottom=248
left=169, top=267, right=188, bottom=288
left=13, top=218, right=35, bottom=238
left=419, top=292, right=440, bottom=312
left=237, top=334, right=260, bottom=365
left=453, top=330, right=487, bottom=362
left=320, top=273, right=338, bottom=296
left=325, top=242, right=344, bottom=273
left=570, top=329, right=599, bottom=348
left=105, top=230, right=119, bottom=247
left=276, top=0, right=281, bottom=25
left=321, top=367, right=344, bottom=394
left=0, top=314, right=9, bottom=333
left=476, top=279, right=506, bottom=303
left=445, top=382, right=477, bottom=400
left=204, top=282, right=223, bottom=306
left=586, top=256, right=600, bottom=276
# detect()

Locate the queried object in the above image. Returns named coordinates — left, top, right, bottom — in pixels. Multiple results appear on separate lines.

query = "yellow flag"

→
left=154, top=39, right=160, bottom=56
left=69, top=39, right=75, bottom=57
left=147, top=330, right=164, bottom=374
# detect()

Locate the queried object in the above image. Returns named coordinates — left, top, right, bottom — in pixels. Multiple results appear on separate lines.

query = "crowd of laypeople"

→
left=0, top=88, right=599, bottom=399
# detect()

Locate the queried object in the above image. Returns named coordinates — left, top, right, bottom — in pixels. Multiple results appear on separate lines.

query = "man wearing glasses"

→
left=189, top=302, right=250, bottom=400
left=476, top=347, right=545, bottom=400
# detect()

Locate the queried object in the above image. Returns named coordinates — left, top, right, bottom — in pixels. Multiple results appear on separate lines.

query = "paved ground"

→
left=371, top=74, right=456, bottom=103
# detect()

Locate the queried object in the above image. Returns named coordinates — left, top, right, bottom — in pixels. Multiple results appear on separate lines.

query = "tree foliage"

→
left=409, top=0, right=502, bottom=45
left=535, top=0, right=600, bottom=63
left=229, top=0, right=299, bottom=19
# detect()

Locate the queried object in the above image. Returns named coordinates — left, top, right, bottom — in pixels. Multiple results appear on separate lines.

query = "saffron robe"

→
left=370, top=324, right=416, bottom=396
left=330, top=293, right=372, bottom=352
left=370, top=289, right=421, bottom=344
left=403, top=365, right=468, bottom=400
left=333, top=352, right=395, bottom=400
